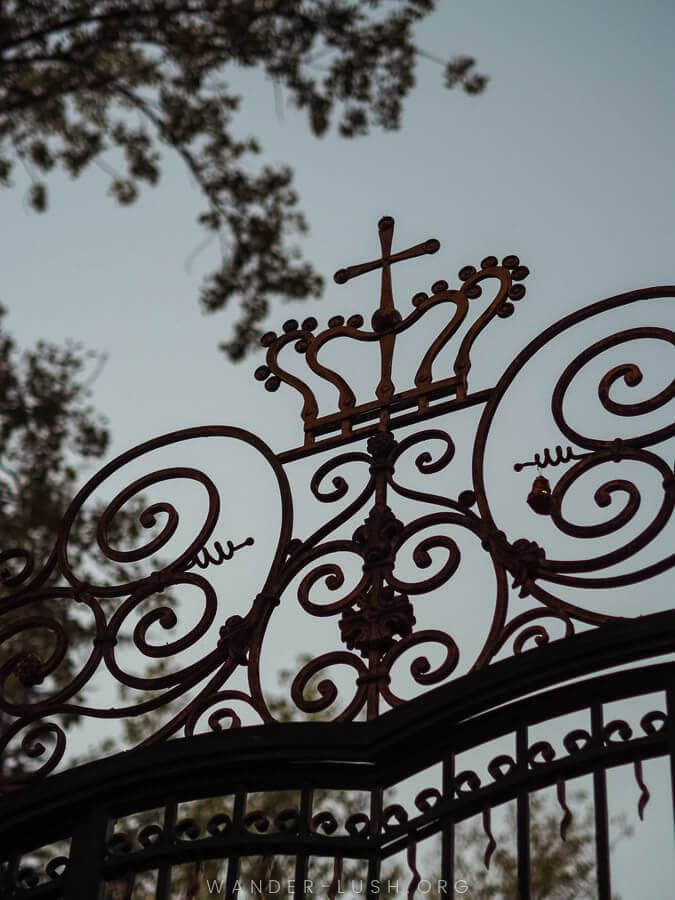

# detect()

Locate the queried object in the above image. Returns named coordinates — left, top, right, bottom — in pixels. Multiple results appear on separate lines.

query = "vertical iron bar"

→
left=591, top=703, right=611, bottom=900
left=516, top=726, right=531, bottom=900
left=374, top=217, right=397, bottom=403
left=7, top=852, right=20, bottom=895
left=666, top=686, right=675, bottom=839
left=156, top=796, right=177, bottom=900
left=294, top=786, right=312, bottom=900
left=441, top=756, right=454, bottom=894
left=63, top=804, right=110, bottom=900
left=366, top=648, right=381, bottom=721
left=225, top=789, right=246, bottom=900
left=367, top=786, right=383, bottom=897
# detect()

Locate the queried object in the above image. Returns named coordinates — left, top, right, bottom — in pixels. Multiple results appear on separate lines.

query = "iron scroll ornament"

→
left=0, top=217, right=673, bottom=791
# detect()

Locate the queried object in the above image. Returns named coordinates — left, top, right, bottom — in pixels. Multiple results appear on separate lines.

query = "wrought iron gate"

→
left=1, top=217, right=673, bottom=899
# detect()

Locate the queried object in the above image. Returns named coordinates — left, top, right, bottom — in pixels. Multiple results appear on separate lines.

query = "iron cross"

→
left=334, top=215, right=440, bottom=323
left=333, top=216, right=440, bottom=403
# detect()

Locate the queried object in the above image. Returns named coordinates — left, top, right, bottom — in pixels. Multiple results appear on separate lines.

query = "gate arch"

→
left=2, top=218, right=673, bottom=898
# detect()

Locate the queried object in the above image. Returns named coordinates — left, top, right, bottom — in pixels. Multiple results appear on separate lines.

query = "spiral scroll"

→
left=474, top=289, right=673, bottom=616
left=291, top=651, right=367, bottom=721
left=1, top=243, right=673, bottom=793
left=0, top=426, right=292, bottom=788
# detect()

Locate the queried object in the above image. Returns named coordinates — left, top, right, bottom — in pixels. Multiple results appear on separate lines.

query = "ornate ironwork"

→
left=256, top=216, right=529, bottom=453
left=1, top=213, right=673, bottom=823
left=1, top=623, right=673, bottom=898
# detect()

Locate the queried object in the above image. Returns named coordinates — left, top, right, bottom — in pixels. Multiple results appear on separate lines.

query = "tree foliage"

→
left=104, top=659, right=402, bottom=898
left=0, top=308, right=143, bottom=780
left=95, top=662, right=632, bottom=899
left=0, top=1, right=487, bottom=359
left=447, top=791, right=632, bottom=900
left=0, top=305, right=108, bottom=575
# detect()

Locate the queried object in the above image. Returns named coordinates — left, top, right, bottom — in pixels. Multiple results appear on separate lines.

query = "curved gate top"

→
left=1, top=217, right=674, bottom=899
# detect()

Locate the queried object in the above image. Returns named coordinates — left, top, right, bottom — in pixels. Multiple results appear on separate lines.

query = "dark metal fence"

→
left=1, top=218, right=673, bottom=898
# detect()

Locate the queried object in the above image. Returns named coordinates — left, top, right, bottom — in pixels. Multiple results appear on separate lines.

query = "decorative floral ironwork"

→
left=1, top=216, right=673, bottom=793
left=1, top=643, right=671, bottom=898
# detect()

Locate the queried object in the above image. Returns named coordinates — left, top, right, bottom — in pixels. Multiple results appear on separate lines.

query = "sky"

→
left=2, top=1, right=674, bottom=895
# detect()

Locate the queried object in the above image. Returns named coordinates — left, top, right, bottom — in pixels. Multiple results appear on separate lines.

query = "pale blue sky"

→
left=2, top=0, right=675, bottom=452
left=2, top=3, right=674, bottom=894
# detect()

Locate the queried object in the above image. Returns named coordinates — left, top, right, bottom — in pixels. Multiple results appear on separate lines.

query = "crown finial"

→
left=333, top=215, right=440, bottom=306
left=257, top=217, right=529, bottom=457
left=333, top=216, right=441, bottom=404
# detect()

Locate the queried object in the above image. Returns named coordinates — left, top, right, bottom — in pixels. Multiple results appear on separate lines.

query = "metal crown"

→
left=254, top=216, right=529, bottom=457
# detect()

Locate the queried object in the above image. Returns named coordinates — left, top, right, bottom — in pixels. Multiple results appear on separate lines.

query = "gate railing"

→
left=2, top=615, right=674, bottom=897
left=1, top=216, right=673, bottom=898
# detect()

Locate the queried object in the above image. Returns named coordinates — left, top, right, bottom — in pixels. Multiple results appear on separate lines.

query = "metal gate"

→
left=1, top=217, right=673, bottom=899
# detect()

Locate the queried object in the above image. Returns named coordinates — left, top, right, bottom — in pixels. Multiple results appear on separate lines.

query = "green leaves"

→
left=0, top=312, right=147, bottom=764
left=0, top=308, right=125, bottom=593
left=444, top=55, right=490, bottom=94
left=109, top=177, right=138, bottom=204
left=28, top=140, right=54, bottom=171
left=28, top=181, right=46, bottom=211
left=0, top=1, right=486, bottom=359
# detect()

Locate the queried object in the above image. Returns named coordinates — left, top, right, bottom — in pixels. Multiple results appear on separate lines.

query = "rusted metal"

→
left=1, top=216, right=673, bottom=791
left=257, top=218, right=529, bottom=449
left=0, top=216, right=673, bottom=898
left=1, top=632, right=673, bottom=897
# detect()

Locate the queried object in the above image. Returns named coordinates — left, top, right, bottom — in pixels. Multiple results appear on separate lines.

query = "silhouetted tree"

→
left=0, top=1, right=487, bottom=359
left=107, top=659, right=401, bottom=897
left=0, top=307, right=142, bottom=784
left=439, top=790, right=632, bottom=900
